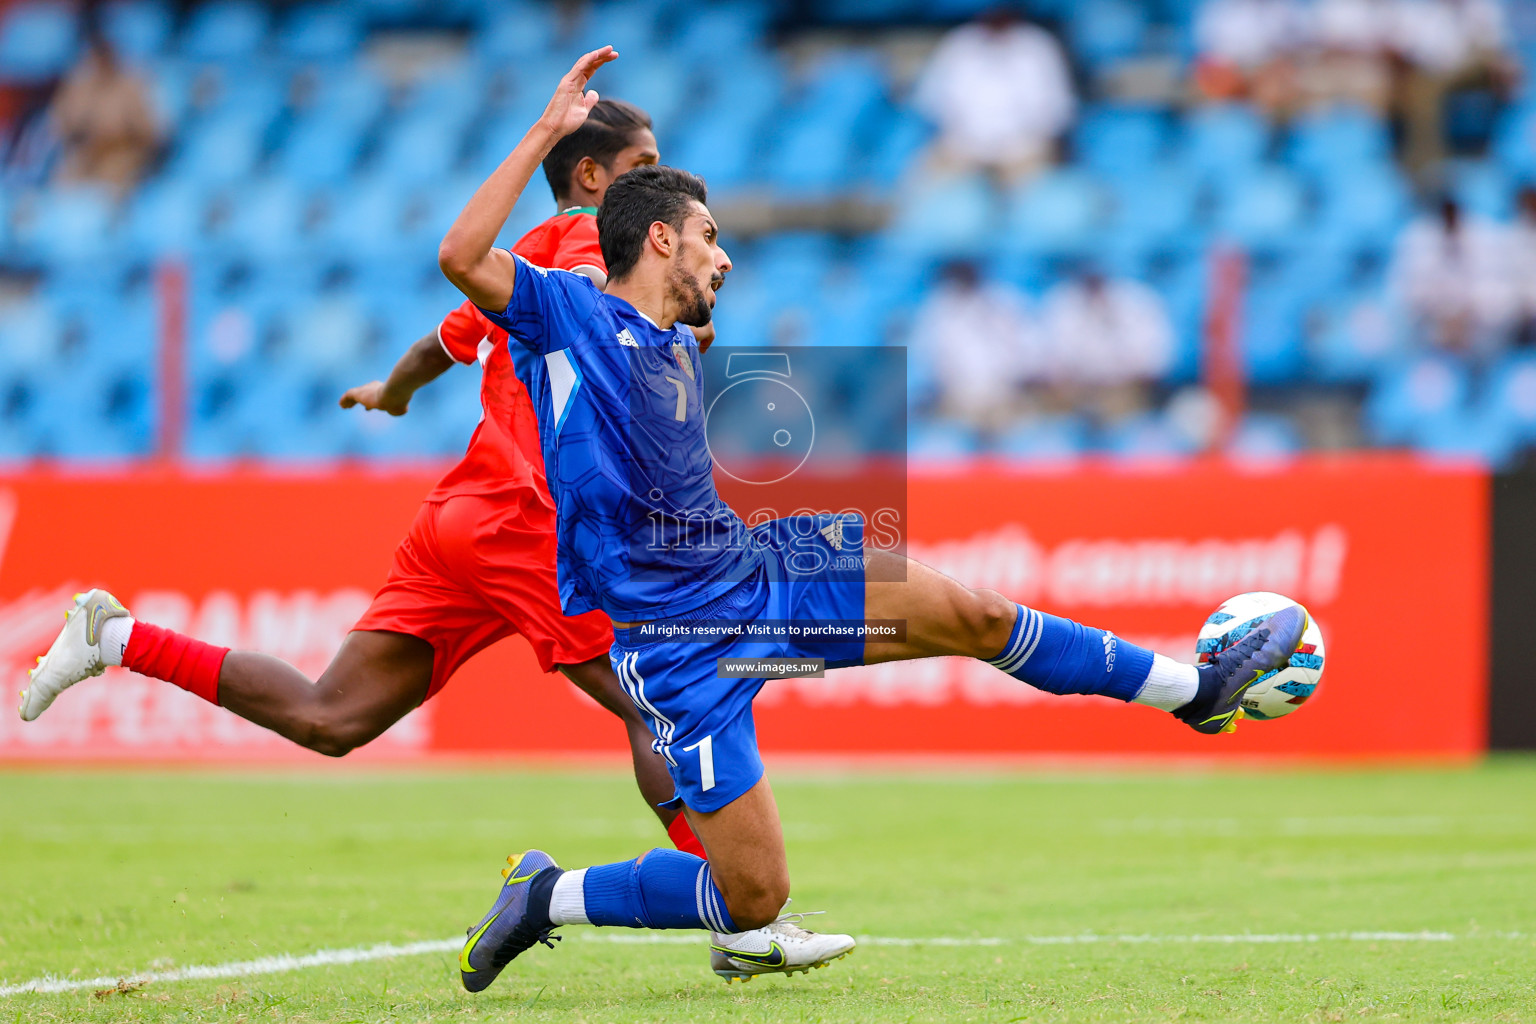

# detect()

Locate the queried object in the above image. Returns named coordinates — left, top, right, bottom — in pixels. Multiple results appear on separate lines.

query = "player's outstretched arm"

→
left=438, top=46, right=617, bottom=312
left=339, top=331, right=455, bottom=416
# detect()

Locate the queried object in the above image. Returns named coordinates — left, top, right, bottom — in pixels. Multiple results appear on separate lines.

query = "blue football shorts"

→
left=609, top=513, right=867, bottom=813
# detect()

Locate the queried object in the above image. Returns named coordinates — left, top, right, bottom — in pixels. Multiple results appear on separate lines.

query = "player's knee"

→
left=720, top=873, right=791, bottom=931
left=959, top=588, right=1016, bottom=657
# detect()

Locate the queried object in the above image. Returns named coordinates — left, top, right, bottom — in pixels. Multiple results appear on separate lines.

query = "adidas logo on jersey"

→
left=616, top=329, right=639, bottom=348
left=819, top=519, right=844, bottom=552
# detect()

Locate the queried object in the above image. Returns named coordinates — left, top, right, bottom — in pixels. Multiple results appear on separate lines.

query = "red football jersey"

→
left=422, top=208, right=605, bottom=502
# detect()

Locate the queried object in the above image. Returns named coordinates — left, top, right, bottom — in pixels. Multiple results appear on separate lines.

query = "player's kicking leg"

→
left=858, top=548, right=1307, bottom=735
left=453, top=516, right=1303, bottom=990
left=18, top=591, right=680, bottom=821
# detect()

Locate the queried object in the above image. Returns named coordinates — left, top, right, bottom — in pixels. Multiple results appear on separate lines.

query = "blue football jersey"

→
left=478, top=253, right=760, bottom=622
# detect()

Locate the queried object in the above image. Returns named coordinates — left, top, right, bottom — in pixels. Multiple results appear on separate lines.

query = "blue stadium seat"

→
left=673, top=4, right=768, bottom=53
left=995, top=416, right=1088, bottom=463
left=884, top=174, right=998, bottom=258
left=11, top=186, right=118, bottom=264
left=1106, top=164, right=1201, bottom=248
left=1074, top=106, right=1168, bottom=179
left=0, top=296, right=65, bottom=371
left=180, top=0, right=270, bottom=62
left=1068, top=0, right=1149, bottom=70
left=212, top=178, right=311, bottom=259
left=303, top=63, right=389, bottom=126
left=1485, top=353, right=1536, bottom=441
left=123, top=179, right=212, bottom=256
left=164, top=110, right=269, bottom=184
left=1313, top=164, right=1412, bottom=249
left=1211, top=167, right=1307, bottom=248
left=1227, top=412, right=1301, bottom=460
left=102, top=0, right=175, bottom=63
left=278, top=3, right=363, bottom=61
left=1286, top=105, right=1391, bottom=176
left=475, top=2, right=558, bottom=61
left=665, top=105, right=767, bottom=194
left=1307, top=292, right=1405, bottom=383
left=1411, top=408, right=1518, bottom=467
left=1241, top=281, right=1307, bottom=381
left=372, top=115, right=466, bottom=185
left=863, top=106, right=932, bottom=188
left=908, top=421, right=980, bottom=459
left=571, top=0, right=661, bottom=55
left=1103, top=413, right=1197, bottom=459
left=1004, top=169, right=1107, bottom=256
left=0, top=1, right=78, bottom=83
left=1181, top=104, right=1269, bottom=178
left=1365, top=356, right=1471, bottom=444
left=1447, top=159, right=1513, bottom=220
left=1493, top=101, right=1536, bottom=177
left=276, top=111, right=368, bottom=186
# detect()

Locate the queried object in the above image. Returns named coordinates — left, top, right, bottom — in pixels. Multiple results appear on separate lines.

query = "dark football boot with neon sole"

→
left=459, top=850, right=563, bottom=993
left=1176, top=605, right=1306, bottom=735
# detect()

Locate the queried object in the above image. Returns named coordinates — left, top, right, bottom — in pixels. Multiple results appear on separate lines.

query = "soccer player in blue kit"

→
left=441, top=48, right=1309, bottom=991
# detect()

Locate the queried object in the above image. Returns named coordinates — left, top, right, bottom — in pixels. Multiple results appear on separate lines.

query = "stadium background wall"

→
left=0, top=456, right=1488, bottom=762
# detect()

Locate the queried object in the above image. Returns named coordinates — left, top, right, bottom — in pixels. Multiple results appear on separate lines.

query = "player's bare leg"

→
left=217, top=630, right=434, bottom=756
left=859, top=548, right=1305, bottom=734
left=681, top=777, right=789, bottom=928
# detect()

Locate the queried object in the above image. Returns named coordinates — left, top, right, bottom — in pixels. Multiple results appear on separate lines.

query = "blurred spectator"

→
left=1391, top=0, right=1516, bottom=170
left=1390, top=195, right=1519, bottom=355
left=913, top=6, right=1076, bottom=182
left=909, top=260, right=1044, bottom=432
left=1193, top=0, right=1307, bottom=111
left=1039, top=267, right=1174, bottom=424
left=1296, top=0, right=1397, bottom=112
left=1511, top=185, right=1536, bottom=346
left=48, top=33, right=161, bottom=196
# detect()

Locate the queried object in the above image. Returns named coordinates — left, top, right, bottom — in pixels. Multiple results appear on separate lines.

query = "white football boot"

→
left=709, top=908, right=856, bottom=982
left=18, top=589, right=130, bottom=721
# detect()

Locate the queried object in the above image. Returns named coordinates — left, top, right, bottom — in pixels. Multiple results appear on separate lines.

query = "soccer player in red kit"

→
left=23, top=101, right=693, bottom=845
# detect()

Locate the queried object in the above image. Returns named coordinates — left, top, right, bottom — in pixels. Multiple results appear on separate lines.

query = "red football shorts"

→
left=353, top=489, right=613, bottom=699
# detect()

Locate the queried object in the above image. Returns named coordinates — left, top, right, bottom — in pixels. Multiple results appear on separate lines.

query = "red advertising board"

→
left=0, top=455, right=1487, bottom=762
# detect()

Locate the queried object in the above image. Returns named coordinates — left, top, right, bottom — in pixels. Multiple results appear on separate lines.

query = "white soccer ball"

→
left=1196, top=591, right=1325, bottom=721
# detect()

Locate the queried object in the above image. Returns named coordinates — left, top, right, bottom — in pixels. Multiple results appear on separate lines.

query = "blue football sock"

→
left=986, top=604, right=1154, bottom=702
left=581, top=849, right=737, bottom=932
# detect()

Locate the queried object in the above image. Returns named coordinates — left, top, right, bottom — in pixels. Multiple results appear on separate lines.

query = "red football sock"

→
left=667, top=814, right=706, bottom=859
left=122, top=621, right=229, bottom=706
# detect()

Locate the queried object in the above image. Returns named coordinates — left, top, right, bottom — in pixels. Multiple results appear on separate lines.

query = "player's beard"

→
left=668, top=244, right=714, bottom=328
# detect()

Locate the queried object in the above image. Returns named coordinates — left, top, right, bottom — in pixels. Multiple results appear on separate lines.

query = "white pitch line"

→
left=1, top=930, right=1528, bottom=998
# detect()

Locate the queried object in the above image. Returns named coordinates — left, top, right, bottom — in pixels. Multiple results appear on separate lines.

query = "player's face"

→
left=668, top=205, right=730, bottom=328
left=591, top=129, right=660, bottom=204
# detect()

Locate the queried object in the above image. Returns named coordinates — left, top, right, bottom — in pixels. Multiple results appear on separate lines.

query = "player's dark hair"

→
left=542, top=98, right=653, bottom=205
left=597, top=165, right=709, bottom=281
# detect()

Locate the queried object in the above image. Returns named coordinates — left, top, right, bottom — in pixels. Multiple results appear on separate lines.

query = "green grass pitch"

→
left=2, top=760, right=1534, bottom=1023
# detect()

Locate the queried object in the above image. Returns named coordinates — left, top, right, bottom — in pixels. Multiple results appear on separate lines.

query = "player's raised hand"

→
left=538, top=46, right=617, bottom=138
left=340, top=381, right=409, bottom=416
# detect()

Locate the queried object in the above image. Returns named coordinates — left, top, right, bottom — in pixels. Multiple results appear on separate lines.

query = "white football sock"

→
left=101, top=617, right=135, bottom=668
left=548, top=868, right=589, bottom=925
left=1132, top=654, right=1200, bottom=711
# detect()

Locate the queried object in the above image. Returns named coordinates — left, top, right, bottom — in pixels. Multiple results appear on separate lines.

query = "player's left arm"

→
left=339, top=332, right=455, bottom=417
left=439, top=46, right=617, bottom=312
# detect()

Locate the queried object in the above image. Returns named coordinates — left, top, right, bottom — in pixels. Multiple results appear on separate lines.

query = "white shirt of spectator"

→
left=1389, top=0, right=1507, bottom=73
left=1391, top=213, right=1521, bottom=333
left=910, top=279, right=1045, bottom=412
left=1040, top=277, right=1175, bottom=386
left=1196, top=0, right=1309, bottom=68
left=1308, top=0, right=1397, bottom=53
left=913, top=22, right=1076, bottom=165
